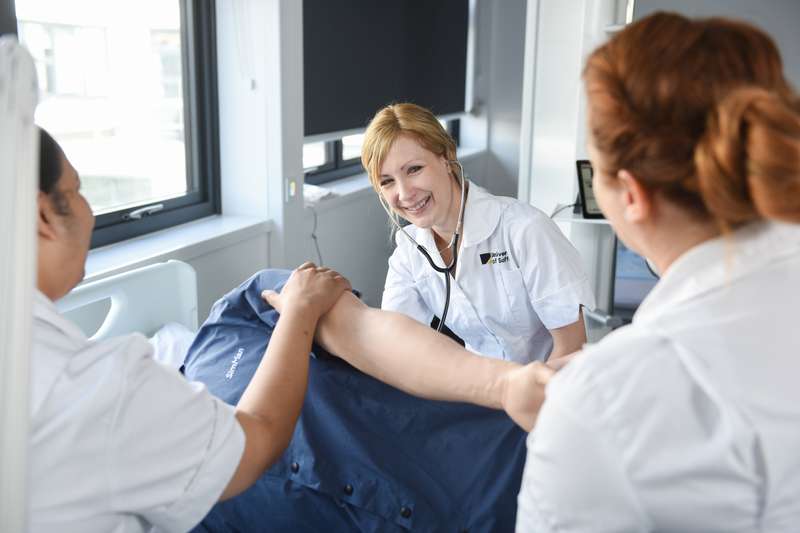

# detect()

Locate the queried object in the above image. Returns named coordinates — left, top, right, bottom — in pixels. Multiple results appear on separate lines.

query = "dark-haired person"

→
left=511, top=12, right=800, bottom=531
left=30, top=127, right=352, bottom=532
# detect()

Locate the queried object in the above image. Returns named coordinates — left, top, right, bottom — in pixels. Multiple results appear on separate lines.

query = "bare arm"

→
left=262, top=285, right=570, bottom=432
left=547, top=310, right=586, bottom=362
left=266, top=290, right=517, bottom=409
left=315, top=294, right=563, bottom=430
left=220, top=264, right=350, bottom=500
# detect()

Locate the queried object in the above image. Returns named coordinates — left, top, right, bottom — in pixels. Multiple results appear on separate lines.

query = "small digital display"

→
left=575, top=160, right=604, bottom=218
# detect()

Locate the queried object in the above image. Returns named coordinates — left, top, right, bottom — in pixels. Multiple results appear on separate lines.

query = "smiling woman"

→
left=361, top=103, right=596, bottom=365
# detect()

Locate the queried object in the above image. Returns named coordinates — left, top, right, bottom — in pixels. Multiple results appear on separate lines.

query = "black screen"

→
left=303, top=0, right=469, bottom=136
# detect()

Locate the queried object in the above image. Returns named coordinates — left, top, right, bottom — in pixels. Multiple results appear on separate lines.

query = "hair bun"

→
left=695, top=86, right=800, bottom=226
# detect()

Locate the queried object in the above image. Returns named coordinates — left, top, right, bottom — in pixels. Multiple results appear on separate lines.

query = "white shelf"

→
left=553, top=207, right=611, bottom=225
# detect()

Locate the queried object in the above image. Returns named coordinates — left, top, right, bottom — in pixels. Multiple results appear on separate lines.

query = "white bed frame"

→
left=57, top=260, right=199, bottom=340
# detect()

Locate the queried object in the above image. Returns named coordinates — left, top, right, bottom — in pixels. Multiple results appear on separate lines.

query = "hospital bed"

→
left=55, top=261, right=199, bottom=369
left=53, top=264, right=528, bottom=532
left=56, top=260, right=199, bottom=340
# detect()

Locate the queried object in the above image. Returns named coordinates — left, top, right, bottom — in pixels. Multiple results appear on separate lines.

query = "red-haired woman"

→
left=515, top=12, right=800, bottom=531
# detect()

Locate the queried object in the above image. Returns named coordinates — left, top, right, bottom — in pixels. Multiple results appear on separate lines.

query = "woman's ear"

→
left=38, top=192, right=60, bottom=241
left=617, top=169, right=652, bottom=223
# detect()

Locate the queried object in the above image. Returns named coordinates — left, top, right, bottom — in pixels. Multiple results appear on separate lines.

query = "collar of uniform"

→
left=33, top=288, right=89, bottom=343
left=459, top=181, right=504, bottom=248
left=634, top=221, right=800, bottom=325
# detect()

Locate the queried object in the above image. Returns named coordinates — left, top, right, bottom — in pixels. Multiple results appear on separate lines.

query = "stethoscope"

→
left=378, top=160, right=467, bottom=333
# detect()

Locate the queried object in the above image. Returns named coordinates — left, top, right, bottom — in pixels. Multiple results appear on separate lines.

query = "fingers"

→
left=261, top=289, right=278, bottom=305
left=261, top=289, right=278, bottom=303
left=287, top=263, right=352, bottom=299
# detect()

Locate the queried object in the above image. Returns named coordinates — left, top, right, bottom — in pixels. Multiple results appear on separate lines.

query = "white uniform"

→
left=30, top=290, right=245, bottom=533
left=382, top=182, right=595, bottom=364
left=516, top=221, right=800, bottom=532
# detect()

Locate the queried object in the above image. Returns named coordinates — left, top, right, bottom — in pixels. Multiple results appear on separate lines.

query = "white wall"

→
left=461, top=0, right=527, bottom=199
left=518, top=0, right=623, bottom=313
left=297, top=193, right=392, bottom=307
left=483, top=0, right=528, bottom=198
left=634, top=0, right=800, bottom=87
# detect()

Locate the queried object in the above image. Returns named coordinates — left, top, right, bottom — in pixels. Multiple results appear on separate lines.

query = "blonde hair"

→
left=361, top=103, right=459, bottom=192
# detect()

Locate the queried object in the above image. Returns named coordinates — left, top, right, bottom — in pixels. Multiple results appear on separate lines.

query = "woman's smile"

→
left=401, top=194, right=432, bottom=216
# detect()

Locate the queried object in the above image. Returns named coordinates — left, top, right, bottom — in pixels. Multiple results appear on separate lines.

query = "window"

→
left=303, top=136, right=363, bottom=186
left=15, top=0, right=220, bottom=247
left=304, top=119, right=461, bottom=185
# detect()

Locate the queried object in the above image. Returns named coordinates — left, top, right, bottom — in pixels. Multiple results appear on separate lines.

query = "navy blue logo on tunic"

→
left=480, top=251, right=508, bottom=265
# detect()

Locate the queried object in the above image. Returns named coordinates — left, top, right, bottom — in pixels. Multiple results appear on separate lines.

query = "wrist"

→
left=496, top=364, right=514, bottom=411
left=280, top=302, right=321, bottom=323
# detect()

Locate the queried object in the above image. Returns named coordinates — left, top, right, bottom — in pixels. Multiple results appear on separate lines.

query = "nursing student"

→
left=267, top=11, right=800, bottom=532
left=512, top=12, right=800, bottom=531
left=361, top=103, right=595, bottom=363
left=30, top=128, right=352, bottom=531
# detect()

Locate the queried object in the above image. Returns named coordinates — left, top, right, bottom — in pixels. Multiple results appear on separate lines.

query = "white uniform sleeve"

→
left=516, top=365, right=651, bottom=532
left=381, top=232, right=435, bottom=325
left=108, top=336, right=244, bottom=532
left=512, top=211, right=596, bottom=329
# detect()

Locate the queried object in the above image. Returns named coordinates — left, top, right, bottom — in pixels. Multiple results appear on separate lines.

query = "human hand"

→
left=262, top=262, right=352, bottom=319
left=501, top=362, right=555, bottom=432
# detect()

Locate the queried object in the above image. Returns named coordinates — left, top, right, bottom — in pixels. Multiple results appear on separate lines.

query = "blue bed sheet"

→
left=184, top=270, right=527, bottom=532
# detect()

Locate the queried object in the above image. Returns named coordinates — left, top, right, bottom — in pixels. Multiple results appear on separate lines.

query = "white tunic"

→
left=29, top=290, right=245, bottom=533
left=516, top=221, right=800, bottom=532
left=382, top=182, right=595, bottom=363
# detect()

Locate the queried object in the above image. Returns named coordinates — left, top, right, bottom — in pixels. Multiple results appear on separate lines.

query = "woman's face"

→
left=378, top=134, right=460, bottom=232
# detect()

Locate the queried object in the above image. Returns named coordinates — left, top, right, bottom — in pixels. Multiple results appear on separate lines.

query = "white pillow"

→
left=149, top=322, right=196, bottom=369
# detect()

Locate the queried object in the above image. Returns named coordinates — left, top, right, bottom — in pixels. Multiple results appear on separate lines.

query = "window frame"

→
left=14, top=0, right=221, bottom=248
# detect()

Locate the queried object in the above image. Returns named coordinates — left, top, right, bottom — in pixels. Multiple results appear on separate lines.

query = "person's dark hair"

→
left=39, top=128, right=70, bottom=215
left=583, top=12, right=800, bottom=229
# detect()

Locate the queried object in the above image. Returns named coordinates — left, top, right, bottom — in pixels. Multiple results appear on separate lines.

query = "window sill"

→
left=305, top=146, right=486, bottom=213
left=85, top=215, right=273, bottom=283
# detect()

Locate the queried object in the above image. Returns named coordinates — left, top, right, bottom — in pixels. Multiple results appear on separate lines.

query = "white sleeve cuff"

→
left=532, top=278, right=596, bottom=330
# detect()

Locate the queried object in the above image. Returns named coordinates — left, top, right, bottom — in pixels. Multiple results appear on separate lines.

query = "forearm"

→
left=316, top=293, right=516, bottom=409
left=547, top=311, right=587, bottom=361
left=238, top=307, right=313, bottom=438
left=225, top=308, right=315, bottom=498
